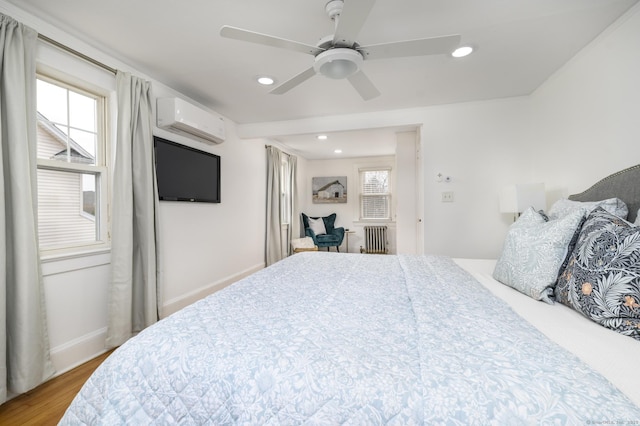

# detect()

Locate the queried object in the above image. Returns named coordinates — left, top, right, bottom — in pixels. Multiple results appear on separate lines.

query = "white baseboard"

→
left=49, top=327, right=109, bottom=377
left=161, top=262, right=265, bottom=317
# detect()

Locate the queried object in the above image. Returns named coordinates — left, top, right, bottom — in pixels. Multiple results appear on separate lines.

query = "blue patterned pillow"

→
left=555, top=207, right=640, bottom=340
left=493, top=207, right=586, bottom=304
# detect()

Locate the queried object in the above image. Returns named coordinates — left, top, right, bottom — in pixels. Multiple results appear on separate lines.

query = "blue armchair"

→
left=301, top=213, right=345, bottom=252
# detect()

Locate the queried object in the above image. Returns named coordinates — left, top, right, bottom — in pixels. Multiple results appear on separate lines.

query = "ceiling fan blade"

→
left=220, top=26, right=323, bottom=56
left=332, top=0, right=377, bottom=48
left=270, top=67, right=317, bottom=95
left=347, top=70, right=380, bottom=101
left=359, top=34, right=461, bottom=60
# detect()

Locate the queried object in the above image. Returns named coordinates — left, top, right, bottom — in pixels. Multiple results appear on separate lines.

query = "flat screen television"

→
left=154, top=136, right=221, bottom=203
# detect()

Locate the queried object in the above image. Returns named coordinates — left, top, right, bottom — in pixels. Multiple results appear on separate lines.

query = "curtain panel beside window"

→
left=0, top=13, right=55, bottom=403
left=266, top=146, right=297, bottom=266
left=106, top=71, right=162, bottom=348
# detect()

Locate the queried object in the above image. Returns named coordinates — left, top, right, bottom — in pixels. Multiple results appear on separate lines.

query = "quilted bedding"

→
left=61, top=253, right=640, bottom=424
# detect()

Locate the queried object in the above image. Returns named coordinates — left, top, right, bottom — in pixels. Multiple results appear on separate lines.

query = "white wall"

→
left=1, top=1, right=266, bottom=374
left=422, top=4, right=640, bottom=257
left=300, top=155, right=397, bottom=254
left=529, top=3, right=640, bottom=198
left=247, top=97, right=536, bottom=259
left=156, top=125, right=265, bottom=316
left=395, top=131, right=419, bottom=254
left=420, top=98, right=535, bottom=258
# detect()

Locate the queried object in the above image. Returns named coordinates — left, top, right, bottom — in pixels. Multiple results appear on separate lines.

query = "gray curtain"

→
left=0, top=13, right=55, bottom=403
left=265, top=146, right=297, bottom=266
left=106, top=71, right=162, bottom=348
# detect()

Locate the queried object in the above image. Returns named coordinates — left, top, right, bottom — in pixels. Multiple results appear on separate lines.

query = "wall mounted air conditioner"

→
left=156, top=97, right=225, bottom=144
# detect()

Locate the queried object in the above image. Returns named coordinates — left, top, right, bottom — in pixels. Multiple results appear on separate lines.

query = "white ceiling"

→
left=9, top=0, right=638, bottom=159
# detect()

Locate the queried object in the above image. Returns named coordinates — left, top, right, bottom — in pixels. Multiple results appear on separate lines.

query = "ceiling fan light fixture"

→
left=451, top=46, right=474, bottom=58
left=314, top=48, right=363, bottom=79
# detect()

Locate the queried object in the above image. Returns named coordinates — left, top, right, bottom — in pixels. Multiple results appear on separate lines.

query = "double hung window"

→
left=359, top=168, right=391, bottom=220
left=36, top=75, right=108, bottom=252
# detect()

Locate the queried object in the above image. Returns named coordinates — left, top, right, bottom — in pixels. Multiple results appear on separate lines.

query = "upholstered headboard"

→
left=569, top=164, right=640, bottom=223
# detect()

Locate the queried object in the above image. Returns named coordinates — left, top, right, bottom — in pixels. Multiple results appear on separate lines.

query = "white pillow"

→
left=547, top=198, right=628, bottom=221
left=308, top=217, right=327, bottom=235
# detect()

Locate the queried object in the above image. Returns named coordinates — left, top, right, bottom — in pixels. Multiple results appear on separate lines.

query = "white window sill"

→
left=41, top=244, right=111, bottom=263
left=41, top=245, right=111, bottom=277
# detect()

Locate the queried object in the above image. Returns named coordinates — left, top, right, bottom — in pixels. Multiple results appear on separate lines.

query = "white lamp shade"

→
left=499, top=183, right=546, bottom=213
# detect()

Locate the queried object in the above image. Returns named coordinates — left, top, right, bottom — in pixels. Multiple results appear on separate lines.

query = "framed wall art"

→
left=312, top=176, right=347, bottom=204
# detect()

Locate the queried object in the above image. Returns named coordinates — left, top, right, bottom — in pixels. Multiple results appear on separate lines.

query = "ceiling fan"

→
left=220, top=0, right=461, bottom=100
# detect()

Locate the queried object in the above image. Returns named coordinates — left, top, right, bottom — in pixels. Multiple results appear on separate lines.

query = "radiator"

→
left=360, top=226, right=389, bottom=254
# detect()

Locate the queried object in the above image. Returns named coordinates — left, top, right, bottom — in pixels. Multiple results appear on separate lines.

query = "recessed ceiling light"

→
left=451, top=46, right=474, bottom=58
left=334, top=149, right=342, bottom=154
left=317, top=135, right=328, bottom=140
left=257, top=76, right=275, bottom=85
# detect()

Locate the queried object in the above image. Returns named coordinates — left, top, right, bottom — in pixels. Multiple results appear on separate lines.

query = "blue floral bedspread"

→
left=61, top=253, right=640, bottom=424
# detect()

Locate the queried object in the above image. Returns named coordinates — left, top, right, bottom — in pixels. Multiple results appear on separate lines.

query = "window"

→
left=359, top=168, right=391, bottom=220
left=36, top=75, right=108, bottom=251
left=281, top=157, right=292, bottom=225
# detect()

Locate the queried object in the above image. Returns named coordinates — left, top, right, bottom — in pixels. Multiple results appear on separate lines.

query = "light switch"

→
left=442, top=191, right=454, bottom=202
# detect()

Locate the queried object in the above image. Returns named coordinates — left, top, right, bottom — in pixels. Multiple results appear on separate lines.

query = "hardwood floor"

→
left=0, top=350, right=113, bottom=425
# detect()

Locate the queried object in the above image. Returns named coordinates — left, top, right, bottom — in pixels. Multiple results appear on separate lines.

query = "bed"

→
left=61, top=166, right=640, bottom=424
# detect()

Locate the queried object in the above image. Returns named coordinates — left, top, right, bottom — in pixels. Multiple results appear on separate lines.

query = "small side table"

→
left=344, top=230, right=355, bottom=253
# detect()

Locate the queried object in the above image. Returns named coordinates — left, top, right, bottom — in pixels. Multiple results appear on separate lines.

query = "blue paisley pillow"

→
left=555, top=207, right=640, bottom=340
left=493, top=207, right=585, bottom=304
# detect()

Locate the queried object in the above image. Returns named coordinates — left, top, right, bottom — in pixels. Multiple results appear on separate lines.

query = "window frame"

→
left=36, top=72, right=110, bottom=255
left=79, top=173, right=97, bottom=222
left=358, top=166, right=392, bottom=222
left=280, top=156, right=292, bottom=226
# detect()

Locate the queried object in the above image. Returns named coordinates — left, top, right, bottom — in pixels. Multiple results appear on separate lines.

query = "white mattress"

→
left=454, top=258, right=640, bottom=407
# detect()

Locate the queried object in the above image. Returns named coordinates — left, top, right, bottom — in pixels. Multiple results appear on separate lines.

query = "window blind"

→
left=360, top=169, right=391, bottom=220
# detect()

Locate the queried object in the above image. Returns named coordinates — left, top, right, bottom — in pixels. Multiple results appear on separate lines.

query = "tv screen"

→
left=154, top=136, right=220, bottom=203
